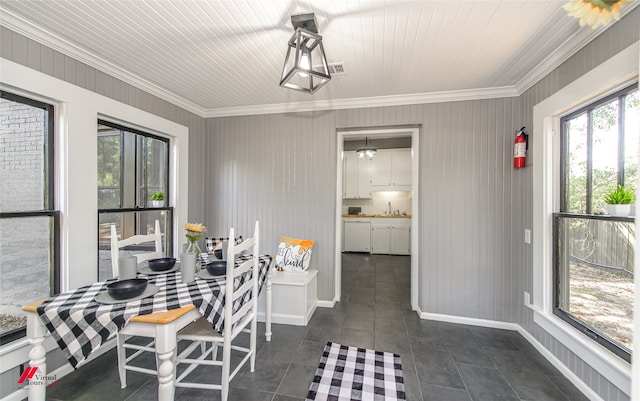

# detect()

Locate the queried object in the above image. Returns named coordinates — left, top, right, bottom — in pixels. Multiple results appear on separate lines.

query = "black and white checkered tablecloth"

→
left=37, top=255, right=272, bottom=368
left=306, top=342, right=406, bottom=401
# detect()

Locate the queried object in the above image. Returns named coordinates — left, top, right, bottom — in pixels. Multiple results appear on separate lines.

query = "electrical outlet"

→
left=524, top=291, right=531, bottom=305
left=524, top=229, right=531, bottom=244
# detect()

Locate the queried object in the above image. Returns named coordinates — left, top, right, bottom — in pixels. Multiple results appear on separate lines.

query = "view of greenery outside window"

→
left=0, top=91, right=59, bottom=344
left=555, top=85, right=639, bottom=362
left=97, top=120, right=172, bottom=281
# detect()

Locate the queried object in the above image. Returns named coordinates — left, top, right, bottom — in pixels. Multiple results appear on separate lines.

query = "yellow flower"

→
left=563, top=0, right=626, bottom=29
left=184, top=223, right=206, bottom=234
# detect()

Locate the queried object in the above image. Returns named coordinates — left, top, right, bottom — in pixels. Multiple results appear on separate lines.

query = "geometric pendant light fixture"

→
left=356, top=137, right=377, bottom=159
left=280, top=13, right=331, bottom=94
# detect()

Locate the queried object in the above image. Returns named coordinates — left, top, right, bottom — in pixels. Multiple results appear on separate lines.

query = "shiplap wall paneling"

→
left=205, top=111, right=337, bottom=300
left=513, top=7, right=640, bottom=401
left=415, top=99, right=519, bottom=321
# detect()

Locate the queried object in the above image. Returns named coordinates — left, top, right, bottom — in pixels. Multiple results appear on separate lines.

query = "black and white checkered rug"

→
left=306, top=342, right=406, bottom=401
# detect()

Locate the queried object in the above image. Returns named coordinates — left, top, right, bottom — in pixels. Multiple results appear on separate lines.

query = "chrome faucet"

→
left=388, top=201, right=392, bottom=215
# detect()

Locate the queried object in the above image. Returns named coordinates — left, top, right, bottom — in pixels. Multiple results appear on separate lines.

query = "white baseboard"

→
left=257, top=310, right=309, bottom=326
left=420, top=311, right=520, bottom=331
left=516, top=326, right=605, bottom=401
left=418, top=311, right=602, bottom=401
left=317, top=299, right=336, bottom=308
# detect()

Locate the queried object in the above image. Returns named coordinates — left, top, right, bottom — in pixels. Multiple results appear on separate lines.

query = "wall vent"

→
left=315, top=62, right=346, bottom=75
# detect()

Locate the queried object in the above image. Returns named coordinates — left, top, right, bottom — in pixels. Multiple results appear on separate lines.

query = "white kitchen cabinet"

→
left=392, top=150, right=412, bottom=186
left=343, top=152, right=371, bottom=199
left=371, top=218, right=410, bottom=255
left=371, top=223, right=391, bottom=254
left=390, top=224, right=411, bottom=255
left=370, top=149, right=411, bottom=190
left=343, top=219, right=371, bottom=252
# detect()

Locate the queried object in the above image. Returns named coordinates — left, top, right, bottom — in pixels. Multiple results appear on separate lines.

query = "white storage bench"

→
left=258, top=269, right=318, bottom=326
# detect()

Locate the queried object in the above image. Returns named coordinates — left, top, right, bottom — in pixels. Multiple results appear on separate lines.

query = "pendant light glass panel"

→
left=280, top=28, right=331, bottom=94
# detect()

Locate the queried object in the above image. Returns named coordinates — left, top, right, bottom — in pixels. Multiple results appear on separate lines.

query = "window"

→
left=97, top=120, right=172, bottom=281
left=554, top=85, right=639, bottom=362
left=0, top=91, right=59, bottom=344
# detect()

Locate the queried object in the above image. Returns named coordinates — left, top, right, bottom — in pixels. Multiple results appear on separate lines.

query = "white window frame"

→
left=531, top=42, right=638, bottom=396
left=0, top=58, right=190, bottom=379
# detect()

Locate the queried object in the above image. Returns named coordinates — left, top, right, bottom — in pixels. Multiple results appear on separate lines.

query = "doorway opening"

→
left=334, top=126, right=420, bottom=311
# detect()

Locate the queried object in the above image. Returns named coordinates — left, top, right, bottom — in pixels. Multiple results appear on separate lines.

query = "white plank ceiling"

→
left=0, top=0, right=635, bottom=116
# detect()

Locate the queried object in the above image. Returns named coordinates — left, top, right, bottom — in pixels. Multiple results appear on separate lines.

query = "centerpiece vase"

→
left=186, top=239, right=202, bottom=270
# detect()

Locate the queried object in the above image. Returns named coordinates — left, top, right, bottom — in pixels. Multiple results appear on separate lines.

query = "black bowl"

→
left=107, top=278, right=148, bottom=300
left=148, top=257, right=176, bottom=272
left=205, top=260, right=227, bottom=276
left=214, top=249, right=223, bottom=260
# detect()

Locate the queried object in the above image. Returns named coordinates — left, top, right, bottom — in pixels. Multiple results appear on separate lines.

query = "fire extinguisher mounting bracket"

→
left=517, top=127, right=528, bottom=150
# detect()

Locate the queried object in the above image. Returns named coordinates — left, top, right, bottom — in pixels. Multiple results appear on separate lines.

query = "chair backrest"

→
left=204, top=236, right=244, bottom=253
left=223, top=222, right=259, bottom=338
left=110, top=220, right=163, bottom=277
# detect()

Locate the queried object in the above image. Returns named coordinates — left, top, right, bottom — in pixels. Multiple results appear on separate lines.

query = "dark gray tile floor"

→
left=46, top=253, right=589, bottom=401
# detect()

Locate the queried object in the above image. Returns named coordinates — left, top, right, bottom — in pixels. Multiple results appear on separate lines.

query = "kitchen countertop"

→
left=343, top=214, right=411, bottom=218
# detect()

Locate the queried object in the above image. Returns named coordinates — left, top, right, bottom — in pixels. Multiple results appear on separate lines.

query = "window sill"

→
left=528, top=304, right=631, bottom=395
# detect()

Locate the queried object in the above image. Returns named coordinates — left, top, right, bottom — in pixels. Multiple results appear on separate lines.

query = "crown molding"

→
left=0, top=7, right=207, bottom=117
left=516, top=1, right=640, bottom=94
left=203, top=86, right=520, bottom=118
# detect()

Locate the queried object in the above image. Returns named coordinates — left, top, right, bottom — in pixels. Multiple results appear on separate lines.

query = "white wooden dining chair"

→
left=110, top=220, right=163, bottom=388
left=175, top=221, right=260, bottom=401
left=110, top=220, right=163, bottom=277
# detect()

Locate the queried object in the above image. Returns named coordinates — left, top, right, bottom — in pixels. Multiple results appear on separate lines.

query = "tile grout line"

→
left=401, top=313, right=425, bottom=401
left=466, top=328, right=524, bottom=401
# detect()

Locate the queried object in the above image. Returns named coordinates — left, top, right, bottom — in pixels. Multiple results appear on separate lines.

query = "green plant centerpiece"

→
left=603, top=185, right=634, bottom=217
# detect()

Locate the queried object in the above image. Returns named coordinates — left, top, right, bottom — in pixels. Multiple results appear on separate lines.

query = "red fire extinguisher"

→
left=514, top=127, right=528, bottom=169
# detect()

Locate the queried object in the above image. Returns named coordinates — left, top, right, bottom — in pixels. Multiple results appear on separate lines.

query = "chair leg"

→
left=116, top=334, right=127, bottom=389
left=250, top=318, right=257, bottom=372
left=221, top=340, right=231, bottom=401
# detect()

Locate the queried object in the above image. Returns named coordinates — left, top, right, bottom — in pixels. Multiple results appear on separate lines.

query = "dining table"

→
left=21, top=254, right=273, bottom=401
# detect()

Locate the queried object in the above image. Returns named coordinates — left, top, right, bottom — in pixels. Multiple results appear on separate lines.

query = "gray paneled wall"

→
left=204, top=111, right=338, bottom=300
left=206, top=97, right=522, bottom=314
left=513, top=7, right=640, bottom=401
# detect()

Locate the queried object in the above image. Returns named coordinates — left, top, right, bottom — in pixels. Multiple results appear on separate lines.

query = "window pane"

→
left=565, top=114, right=587, bottom=213
left=98, top=210, right=173, bottom=281
left=97, top=121, right=171, bottom=280
left=0, top=98, right=47, bottom=213
left=0, top=216, right=53, bottom=337
left=141, top=136, right=168, bottom=207
left=557, top=216, right=634, bottom=353
left=97, top=125, right=121, bottom=209
left=624, top=91, right=639, bottom=191
left=591, top=99, right=619, bottom=212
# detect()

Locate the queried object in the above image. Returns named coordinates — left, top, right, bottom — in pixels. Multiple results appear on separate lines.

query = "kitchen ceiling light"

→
left=280, top=13, right=331, bottom=94
left=356, top=137, right=377, bottom=159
